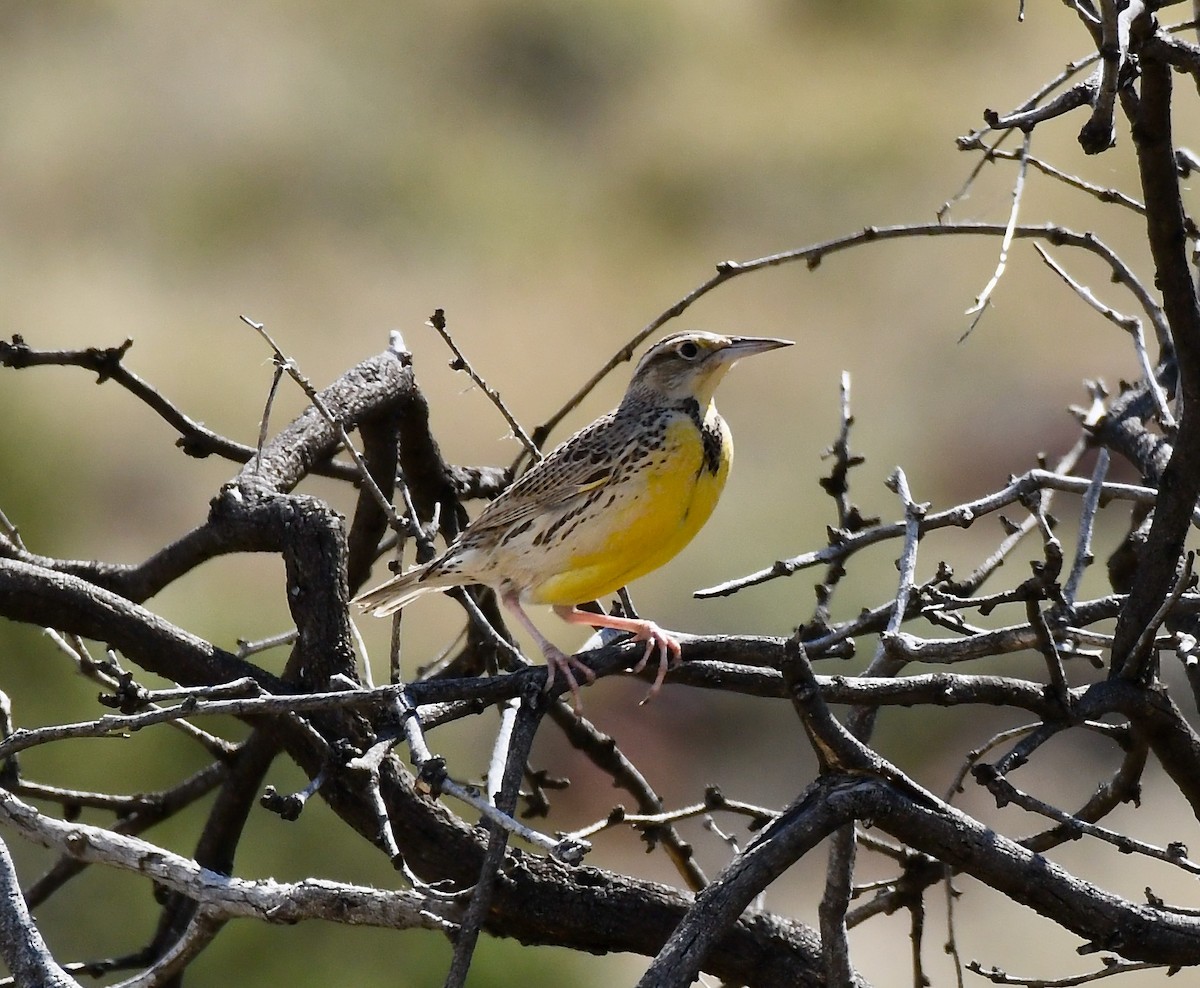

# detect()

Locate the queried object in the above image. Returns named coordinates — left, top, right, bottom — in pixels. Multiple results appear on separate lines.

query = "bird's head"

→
left=624, top=331, right=794, bottom=407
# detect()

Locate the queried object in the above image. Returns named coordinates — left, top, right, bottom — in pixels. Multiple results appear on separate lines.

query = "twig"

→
left=940, top=130, right=1017, bottom=221
left=945, top=724, right=1040, bottom=802
left=909, top=896, right=928, bottom=988
left=0, top=678, right=407, bottom=761
left=960, top=49, right=1101, bottom=147
left=697, top=466, right=1184, bottom=599
left=1023, top=736, right=1148, bottom=856
left=391, top=691, right=588, bottom=864
left=0, top=789, right=460, bottom=933
left=449, top=586, right=523, bottom=666
left=0, top=336, right=336, bottom=474
left=444, top=695, right=546, bottom=987
left=546, top=701, right=709, bottom=890
left=43, top=632, right=236, bottom=759
left=485, top=698, right=520, bottom=805
left=982, top=81, right=1098, bottom=134
left=981, top=146, right=1145, bottom=214
left=810, top=372, right=867, bottom=629
left=343, top=739, right=403, bottom=860
left=876, top=468, right=926, bottom=670
left=1076, top=0, right=1126, bottom=154
left=946, top=871, right=966, bottom=988
left=984, top=721, right=1068, bottom=782
left=952, top=438, right=1089, bottom=596
left=977, top=768, right=1200, bottom=873
left=252, top=358, right=286, bottom=475
left=1024, top=506, right=1070, bottom=703
left=1033, top=245, right=1174, bottom=425
left=962, top=132, right=1033, bottom=339
left=427, top=309, right=542, bottom=462
left=240, top=315, right=401, bottom=529
left=527, top=219, right=1166, bottom=461
left=821, top=372, right=860, bottom=529
left=109, top=908, right=223, bottom=988
left=0, top=833, right=79, bottom=987
left=966, top=959, right=1168, bottom=986
left=236, top=629, right=297, bottom=658
left=570, top=791, right=776, bottom=843
left=873, top=622, right=1140, bottom=667
left=1121, top=550, right=1195, bottom=682
left=703, top=816, right=746, bottom=859
left=0, top=506, right=24, bottom=551
left=1064, top=448, right=1110, bottom=606
left=688, top=224, right=1162, bottom=454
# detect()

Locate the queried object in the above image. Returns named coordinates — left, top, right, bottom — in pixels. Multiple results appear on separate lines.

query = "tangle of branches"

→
left=5, top=5, right=1200, bottom=987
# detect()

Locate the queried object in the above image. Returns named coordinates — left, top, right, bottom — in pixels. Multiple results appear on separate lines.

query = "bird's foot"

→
left=624, top=621, right=683, bottom=705
left=552, top=605, right=683, bottom=705
left=542, top=645, right=596, bottom=714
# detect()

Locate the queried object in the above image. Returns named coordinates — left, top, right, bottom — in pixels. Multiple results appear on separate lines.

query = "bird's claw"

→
left=543, top=647, right=596, bottom=714
left=626, top=621, right=683, bottom=705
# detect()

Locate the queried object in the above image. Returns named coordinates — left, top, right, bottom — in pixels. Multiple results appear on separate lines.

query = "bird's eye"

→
left=678, top=340, right=700, bottom=360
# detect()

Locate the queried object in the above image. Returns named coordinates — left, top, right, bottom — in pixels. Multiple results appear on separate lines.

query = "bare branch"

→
left=983, top=80, right=1098, bottom=134
left=1064, top=448, right=1111, bottom=605
left=697, top=467, right=1179, bottom=599
left=962, top=133, right=1033, bottom=338
left=978, top=145, right=1146, bottom=213
left=241, top=314, right=402, bottom=528
left=0, top=833, right=80, bottom=988
left=0, top=789, right=461, bottom=933
left=427, top=308, right=542, bottom=463
left=1034, top=245, right=1175, bottom=425
left=1113, top=43, right=1200, bottom=679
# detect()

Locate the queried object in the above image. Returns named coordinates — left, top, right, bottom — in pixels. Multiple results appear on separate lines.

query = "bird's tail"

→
left=352, top=566, right=451, bottom=617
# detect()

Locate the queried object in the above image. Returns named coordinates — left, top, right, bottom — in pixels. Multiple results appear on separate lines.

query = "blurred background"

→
left=1, top=2, right=1194, bottom=985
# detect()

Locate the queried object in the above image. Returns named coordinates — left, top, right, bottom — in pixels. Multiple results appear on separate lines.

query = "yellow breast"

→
left=528, top=405, right=732, bottom=606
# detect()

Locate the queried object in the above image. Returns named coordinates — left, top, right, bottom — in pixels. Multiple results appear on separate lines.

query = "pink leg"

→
left=553, top=605, right=682, bottom=704
left=502, top=593, right=595, bottom=711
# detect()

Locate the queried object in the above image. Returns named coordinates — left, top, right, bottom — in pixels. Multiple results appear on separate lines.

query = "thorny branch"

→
left=5, top=8, right=1200, bottom=987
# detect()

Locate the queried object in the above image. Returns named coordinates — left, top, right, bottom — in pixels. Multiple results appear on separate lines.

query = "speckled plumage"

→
left=355, top=330, right=792, bottom=706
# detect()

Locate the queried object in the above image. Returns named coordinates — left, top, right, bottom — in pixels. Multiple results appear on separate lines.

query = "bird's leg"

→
left=501, top=593, right=595, bottom=711
left=553, top=605, right=682, bottom=704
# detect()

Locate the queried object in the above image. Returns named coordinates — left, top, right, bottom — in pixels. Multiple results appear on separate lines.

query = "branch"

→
left=0, top=558, right=280, bottom=690
left=0, top=789, right=460, bottom=934
left=786, top=642, right=1200, bottom=967
left=0, top=833, right=79, bottom=987
left=427, top=308, right=542, bottom=462
left=1077, top=0, right=1129, bottom=153
left=0, top=336, right=285, bottom=470
left=976, top=770, right=1200, bottom=876
left=636, top=777, right=863, bottom=988
left=975, top=145, right=1145, bottom=214
left=546, top=701, right=708, bottom=891
left=869, top=775, right=1200, bottom=964
left=697, top=467, right=1177, bottom=599
left=1033, top=246, right=1174, bottom=425
left=983, top=80, right=1097, bottom=134
left=528, top=220, right=1164, bottom=459
left=962, top=132, right=1033, bottom=338
left=0, top=345, right=427, bottom=604
left=1113, top=44, right=1200, bottom=678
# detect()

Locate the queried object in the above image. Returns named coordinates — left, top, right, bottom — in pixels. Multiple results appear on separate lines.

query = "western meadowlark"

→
left=355, top=330, right=792, bottom=706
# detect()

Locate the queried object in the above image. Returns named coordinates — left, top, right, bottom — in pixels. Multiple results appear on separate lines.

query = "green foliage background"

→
left=0, top=3, right=1182, bottom=985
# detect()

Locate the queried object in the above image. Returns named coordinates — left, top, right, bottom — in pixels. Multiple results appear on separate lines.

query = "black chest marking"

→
left=682, top=397, right=724, bottom=477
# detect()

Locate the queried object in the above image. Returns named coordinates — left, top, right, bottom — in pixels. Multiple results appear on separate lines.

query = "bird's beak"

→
left=723, top=336, right=795, bottom=360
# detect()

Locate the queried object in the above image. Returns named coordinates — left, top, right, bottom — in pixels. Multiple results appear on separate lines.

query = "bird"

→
left=354, top=330, right=793, bottom=707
